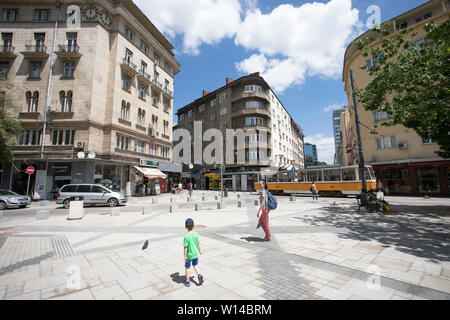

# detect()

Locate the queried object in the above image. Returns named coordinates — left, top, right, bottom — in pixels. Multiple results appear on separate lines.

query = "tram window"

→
left=297, top=172, right=305, bottom=182
left=323, top=169, right=341, bottom=181
left=280, top=172, right=290, bottom=182
left=365, top=168, right=374, bottom=180
left=306, top=171, right=323, bottom=182
left=342, top=168, right=356, bottom=181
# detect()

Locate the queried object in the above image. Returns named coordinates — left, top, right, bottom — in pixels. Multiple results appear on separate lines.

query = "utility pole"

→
left=41, top=1, right=61, bottom=159
left=349, top=69, right=367, bottom=194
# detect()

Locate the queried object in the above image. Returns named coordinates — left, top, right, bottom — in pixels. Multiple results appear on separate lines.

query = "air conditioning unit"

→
left=75, top=141, right=84, bottom=148
left=398, top=143, right=408, bottom=149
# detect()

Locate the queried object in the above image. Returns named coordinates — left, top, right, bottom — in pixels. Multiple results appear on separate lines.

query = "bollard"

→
left=36, top=210, right=50, bottom=220
left=187, top=197, right=191, bottom=202
left=254, top=199, right=259, bottom=206
left=112, top=207, right=120, bottom=216
left=195, top=203, right=202, bottom=211
left=170, top=197, right=176, bottom=203
left=237, top=194, right=241, bottom=199
left=237, top=201, right=242, bottom=207
left=152, top=198, right=158, bottom=204
left=215, top=195, right=219, bottom=200
left=67, top=200, right=85, bottom=220
left=143, top=206, right=152, bottom=215
left=169, top=204, right=174, bottom=213
left=202, top=196, right=206, bottom=201
left=217, top=202, right=224, bottom=209
left=40, top=200, right=50, bottom=206
left=290, top=196, right=295, bottom=201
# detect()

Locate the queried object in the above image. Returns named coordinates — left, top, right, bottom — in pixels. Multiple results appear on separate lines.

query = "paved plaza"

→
left=0, top=191, right=449, bottom=300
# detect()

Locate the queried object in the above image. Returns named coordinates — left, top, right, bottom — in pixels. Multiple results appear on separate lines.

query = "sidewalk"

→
left=0, top=191, right=449, bottom=300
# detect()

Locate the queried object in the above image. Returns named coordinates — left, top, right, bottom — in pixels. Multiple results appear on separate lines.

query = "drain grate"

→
left=51, top=235, right=75, bottom=259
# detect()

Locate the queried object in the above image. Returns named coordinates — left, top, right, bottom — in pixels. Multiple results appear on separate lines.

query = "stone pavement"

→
left=0, top=191, right=449, bottom=300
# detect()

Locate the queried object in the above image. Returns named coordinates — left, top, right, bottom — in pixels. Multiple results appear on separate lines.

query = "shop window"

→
left=417, top=168, right=440, bottom=193
left=379, top=168, right=411, bottom=193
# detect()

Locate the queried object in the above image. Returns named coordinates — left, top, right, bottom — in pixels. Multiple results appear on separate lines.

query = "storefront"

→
left=373, top=160, right=450, bottom=196
left=159, top=161, right=182, bottom=193
left=133, top=159, right=166, bottom=196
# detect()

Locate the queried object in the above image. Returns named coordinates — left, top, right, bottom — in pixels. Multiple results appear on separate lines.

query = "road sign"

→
left=26, top=166, right=35, bottom=175
left=291, top=167, right=296, bottom=174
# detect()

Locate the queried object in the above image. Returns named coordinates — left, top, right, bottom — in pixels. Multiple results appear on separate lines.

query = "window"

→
left=137, top=108, right=145, bottom=125
left=66, top=33, right=77, bottom=50
left=149, top=143, right=158, bottom=156
left=140, top=41, right=149, bottom=54
left=17, top=130, right=42, bottom=146
left=123, top=74, right=131, bottom=91
left=400, top=22, right=408, bottom=29
left=35, top=9, right=50, bottom=21
left=63, top=61, right=75, bottom=78
left=124, top=27, right=134, bottom=41
left=376, top=136, right=396, bottom=149
left=140, top=61, right=147, bottom=73
left=180, top=114, right=185, bottom=121
left=135, top=140, right=145, bottom=153
left=76, top=185, right=91, bottom=193
left=220, top=107, right=227, bottom=116
left=3, top=9, right=18, bottom=21
left=422, top=138, right=433, bottom=144
left=245, top=134, right=265, bottom=143
left=0, top=62, right=9, bottom=78
left=220, top=123, right=227, bottom=130
left=25, top=91, right=39, bottom=112
left=210, top=114, right=216, bottom=121
left=211, top=99, right=216, bottom=107
left=2, top=33, right=12, bottom=49
left=164, top=79, right=169, bottom=90
left=188, top=110, right=193, bottom=117
left=59, top=91, right=73, bottom=112
left=30, top=61, right=42, bottom=78
left=34, top=33, right=45, bottom=49
left=372, top=111, right=392, bottom=122
left=51, top=130, right=75, bottom=145
left=366, top=54, right=385, bottom=70
left=245, top=117, right=265, bottom=126
left=153, top=52, right=160, bottom=65
left=120, top=101, right=129, bottom=120
left=323, top=169, right=341, bottom=182
left=138, top=83, right=146, bottom=99
left=92, top=186, right=108, bottom=193
left=245, top=101, right=263, bottom=109
left=161, top=146, right=169, bottom=158
left=188, top=122, right=193, bottom=129
left=152, top=91, right=159, bottom=105
left=117, top=135, right=130, bottom=150
left=163, top=120, right=169, bottom=135
left=151, top=115, right=158, bottom=129
left=199, top=104, right=205, bottom=113
left=125, top=48, right=132, bottom=63
left=219, top=92, right=227, bottom=104
left=244, top=85, right=262, bottom=93
left=163, top=98, right=170, bottom=112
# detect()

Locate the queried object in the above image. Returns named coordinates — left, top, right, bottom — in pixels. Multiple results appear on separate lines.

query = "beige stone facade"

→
left=339, top=0, right=450, bottom=196
left=0, top=0, right=180, bottom=197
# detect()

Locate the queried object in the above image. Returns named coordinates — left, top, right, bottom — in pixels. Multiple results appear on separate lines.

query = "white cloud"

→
left=305, top=134, right=336, bottom=164
left=133, top=0, right=242, bottom=55
left=323, top=103, right=346, bottom=112
left=234, top=0, right=361, bottom=92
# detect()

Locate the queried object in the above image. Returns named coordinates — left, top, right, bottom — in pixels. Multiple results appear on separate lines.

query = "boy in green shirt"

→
left=183, top=218, right=204, bottom=287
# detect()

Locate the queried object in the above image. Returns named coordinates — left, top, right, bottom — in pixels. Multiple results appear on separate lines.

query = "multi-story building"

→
left=332, top=107, right=345, bottom=164
left=340, top=0, right=449, bottom=196
left=0, top=0, right=180, bottom=198
left=304, top=143, right=318, bottom=168
left=175, top=73, right=304, bottom=191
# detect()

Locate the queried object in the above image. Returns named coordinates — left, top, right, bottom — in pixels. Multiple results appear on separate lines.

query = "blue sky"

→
left=134, top=0, right=428, bottom=164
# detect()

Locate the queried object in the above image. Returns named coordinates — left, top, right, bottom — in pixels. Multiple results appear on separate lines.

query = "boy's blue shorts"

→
left=185, top=257, right=199, bottom=268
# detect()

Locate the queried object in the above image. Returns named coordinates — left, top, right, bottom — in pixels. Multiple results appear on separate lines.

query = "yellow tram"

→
left=255, top=165, right=377, bottom=197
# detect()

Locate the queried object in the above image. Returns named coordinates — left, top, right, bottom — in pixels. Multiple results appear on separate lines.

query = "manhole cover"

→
left=195, top=225, right=207, bottom=229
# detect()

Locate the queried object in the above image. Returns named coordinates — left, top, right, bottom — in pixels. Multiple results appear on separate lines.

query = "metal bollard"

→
left=112, top=207, right=120, bottom=216
left=202, top=196, right=206, bottom=201
left=217, top=202, right=224, bottom=209
left=152, top=198, right=158, bottom=204
left=237, top=201, right=242, bottom=207
left=187, top=197, right=191, bottom=202
left=143, top=206, right=152, bottom=215
left=237, top=194, right=241, bottom=199
left=195, top=203, right=202, bottom=211
left=36, top=210, right=50, bottom=220
left=169, top=204, right=175, bottom=213
left=254, top=199, right=259, bottom=206
left=290, top=196, right=295, bottom=201
left=215, top=195, right=219, bottom=200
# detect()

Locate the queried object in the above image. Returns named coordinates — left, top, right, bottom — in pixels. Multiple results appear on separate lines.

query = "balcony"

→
left=121, top=58, right=138, bottom=76
left=231, top=108, right=271, bottom=119
left=21, top=45, right=48, bottom=60
left=55, top=45, right=81, bottom=61
left=231, top=91, right=270, bottom=104
left=162, top=87, right=173, bottom=99
left=151, top=78, right=163, bottom=92
left=0, top=45, right=17, bottom=60
left=137, top=70, right=151, bottom=86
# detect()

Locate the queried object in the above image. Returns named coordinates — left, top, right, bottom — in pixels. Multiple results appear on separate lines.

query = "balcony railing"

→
left=0, top=45, right=14, bottom=53
left=163, top=87, right=173, bottom=97
left=58, top=44, right=79, bottom=53
left=24, top=45, right=47, bottom=53
left=122, top=58, right=137, bottom=70
left=137, top=70, right=152, bottom=85
left=152, top=78, right=163, bottom=90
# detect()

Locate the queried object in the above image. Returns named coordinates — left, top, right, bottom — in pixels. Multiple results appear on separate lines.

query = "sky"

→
left=133, top=0, right=429, bottom=164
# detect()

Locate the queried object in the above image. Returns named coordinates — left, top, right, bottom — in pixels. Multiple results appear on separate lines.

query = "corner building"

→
left=0, top=0, right=180, bottom=198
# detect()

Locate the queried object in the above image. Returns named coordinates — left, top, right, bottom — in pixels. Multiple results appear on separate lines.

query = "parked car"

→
left=56, top=184, right=127, bottom=208
left=0, top=189, right=31, bottom=210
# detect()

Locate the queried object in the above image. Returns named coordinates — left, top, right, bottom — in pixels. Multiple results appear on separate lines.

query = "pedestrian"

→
left=142, top=182, right=147, bottom=196
left=183, top=218, right=204, bottom=287
left=256, top=180, right=271, bottom=241
left=310, top=181, right=318, bottom=201
left=188, top=181, right=193, bottom=198
left=178, top=181, right=183, bottom=194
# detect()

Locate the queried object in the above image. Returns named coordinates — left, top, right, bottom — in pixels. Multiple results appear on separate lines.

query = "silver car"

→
left=56, top=184, right=127, bottom=208
left=0, top=189, right=31, bottom=210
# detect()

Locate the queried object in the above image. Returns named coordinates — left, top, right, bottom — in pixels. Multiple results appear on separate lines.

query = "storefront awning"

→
left=134, top=166, right=167, bottom=179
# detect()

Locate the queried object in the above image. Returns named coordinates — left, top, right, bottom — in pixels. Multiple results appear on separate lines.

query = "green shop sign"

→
left=140, top=159, right=159, bottom=167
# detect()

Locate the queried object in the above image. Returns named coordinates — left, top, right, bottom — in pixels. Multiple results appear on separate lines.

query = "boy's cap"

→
left=185, top=218, right=194, bottom=227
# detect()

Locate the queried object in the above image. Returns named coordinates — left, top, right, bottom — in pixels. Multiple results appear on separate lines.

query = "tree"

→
left=355, top=20, right=450, bottom=158
left=0, top=81, right=22, bottom=162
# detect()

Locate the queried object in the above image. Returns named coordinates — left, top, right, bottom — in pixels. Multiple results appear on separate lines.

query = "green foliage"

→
left=0, top=81, right=22, bottom=162
left=355, top=20, right=450, bottom=158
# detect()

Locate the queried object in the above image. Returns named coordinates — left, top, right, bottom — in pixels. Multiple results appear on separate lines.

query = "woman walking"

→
left=311, top=181, right=318, bottom=201
left=256, top=180, right=271, bottom=241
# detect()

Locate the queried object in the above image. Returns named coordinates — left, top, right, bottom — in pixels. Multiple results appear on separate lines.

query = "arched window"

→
left=66, top=91, right=72, bottom=112
left=32, top=91, right=39, bottom=112
left=121, top=101, right=127, bottom=120
left=137, top=108, right=145, bottom=125
left=25, top=91, right=32, bottom=112
left=59, top=91, right=66, bottom=111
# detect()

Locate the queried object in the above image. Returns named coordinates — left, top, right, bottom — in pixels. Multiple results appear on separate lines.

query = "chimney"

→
left=226, top=77, right=233, bottom=85
left=202, top=90, right=210, bottom=96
